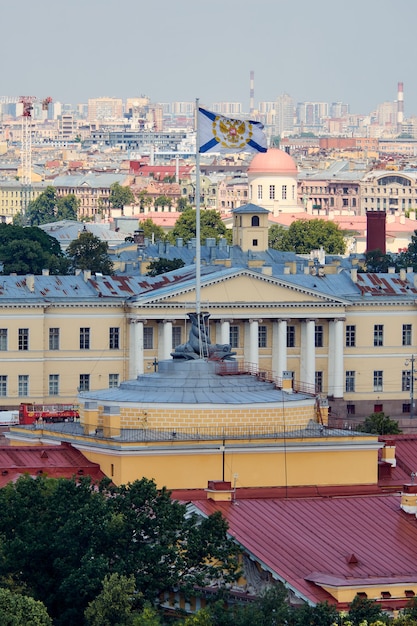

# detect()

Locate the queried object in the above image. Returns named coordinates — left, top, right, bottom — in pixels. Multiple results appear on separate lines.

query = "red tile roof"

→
left=189, top=493, right=417, bottom=607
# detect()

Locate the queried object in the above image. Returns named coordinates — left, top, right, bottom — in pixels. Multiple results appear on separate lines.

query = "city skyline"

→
left=1, top=0, right=416, bottom=116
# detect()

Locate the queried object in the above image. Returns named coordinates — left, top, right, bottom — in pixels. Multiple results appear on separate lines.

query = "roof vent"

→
left=347, top=553, right=359, bottom=564
left=40, top=450, right=48, bottom=459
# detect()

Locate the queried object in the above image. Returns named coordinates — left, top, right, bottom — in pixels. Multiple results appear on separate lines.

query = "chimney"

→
left=83, top=270, right=91, bottom=282
left=400, top=483, right=417, bottom=514
left=351, top=268, right=358, bottom=283
left=26, top=275, right=35, bottom=292
left=366, top=211, right=386, bottom=254
left=400, top=268, right=406, bottom=281
left=397, top=81, right=404, bottom=131
left=381, top=444, right=396, bottom=467
left=206, top=480, right=234, bottom=502
left=42, top=269, right=49, bottom=276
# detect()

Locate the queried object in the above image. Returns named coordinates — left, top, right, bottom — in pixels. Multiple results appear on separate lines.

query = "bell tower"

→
left=232, top=203, right=270, bottom=252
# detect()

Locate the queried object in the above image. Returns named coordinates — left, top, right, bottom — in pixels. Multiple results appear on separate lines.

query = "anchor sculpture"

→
left=171, top=312, right=235, bottom=361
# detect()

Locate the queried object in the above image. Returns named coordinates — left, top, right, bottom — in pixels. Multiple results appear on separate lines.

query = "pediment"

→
left=138, top=270, right=348, bottom=307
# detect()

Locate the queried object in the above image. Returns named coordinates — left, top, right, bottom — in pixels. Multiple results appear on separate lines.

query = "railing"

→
left=13, top=421, right=349, bottom=443
left=215, top=361, right=317, bottom=396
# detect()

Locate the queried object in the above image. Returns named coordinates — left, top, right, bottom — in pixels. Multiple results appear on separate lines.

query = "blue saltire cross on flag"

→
left=198, top=107, right=267, bottom=154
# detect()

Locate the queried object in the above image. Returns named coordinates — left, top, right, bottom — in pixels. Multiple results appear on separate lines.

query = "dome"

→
left=248, top=148, right=298, bottom=175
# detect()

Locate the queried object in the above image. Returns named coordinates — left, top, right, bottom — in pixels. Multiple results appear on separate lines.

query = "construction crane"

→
left=19, top=95, right=53, bottom=215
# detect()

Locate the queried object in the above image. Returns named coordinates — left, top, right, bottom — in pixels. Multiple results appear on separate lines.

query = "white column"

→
left=272, top=319, right=287, bottom=378
left=244, top=319, right=259, bottom=368
left=300, top=319, right=315, bottom=389
left=158, top=320, right=172, bottom=361
left=220, top=319, right=230, bottom=345
left=129, top=319, right=144, bottom=379
left=329, top=318, right=344, bottom=398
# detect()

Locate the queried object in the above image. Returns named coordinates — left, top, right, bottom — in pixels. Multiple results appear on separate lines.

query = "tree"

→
left=397, top=231, right=417, bottom=271
left=138, top=218, right=166, bottom=243
left=109, top=183, right=135, bottom=215
left=270, top=219, right=346, bottom=254
left=0, top=475, right=239, bottom=626
left=26, top=186, right=57, bottom=225
left=169, top=208, right=231, bottom=245
left=154, top=195, right=172, bottom=210
left=361, top=249, right=396, bottom=273
left=356, top=412, right=401, bottom=435
left=137, top=190, right=153, bottom=213
left=56, top=194, right=80, bottom=221
left=146, top=257, right=185, bottom=276
left=0, top=224, right=69, bottom=275
left=347, top=595, right=386, bottom=625
left=0, top=587, right=52, bottom=625
left=177, top=197, right=192, bottom=212
left=292, top=600, right=339, bottom=625
left=66, top=231, right=113, bottom=274
left=268, top=224, right=288, bottom=250
left=85, top=573, right=137, bottom=626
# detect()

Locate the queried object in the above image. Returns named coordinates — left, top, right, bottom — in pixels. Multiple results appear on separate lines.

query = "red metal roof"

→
left=189, top=493, right=417, bottom=607
left=0, top=443, right=106, bottom=486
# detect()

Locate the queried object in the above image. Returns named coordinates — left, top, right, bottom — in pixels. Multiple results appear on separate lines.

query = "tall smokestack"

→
left=397, top=81, right=404, bottom=131
left=250, top=70, right=254, bottom=115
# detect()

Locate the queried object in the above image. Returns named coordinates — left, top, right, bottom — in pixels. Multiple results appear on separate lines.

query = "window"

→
left=49, top=328, right=60, bottom=351
left=373, top=324, right=383, bottom=347
left=49, top=374, right=59, bottom=396
left=258, top=325, right=267, bottom=348
left=18, top=328, right=29, bottom=351
left=109, top=373, right=119, bottom=388
left=251, top=215, right=260, bottom=227
left=345, top=371, right=355, bottom=393
left=345, top=325, right=356, bottom=347
left=229, top=325, right=239, bottom=348
left=315, top=371, right=323, bottom=393
left=109, top=327, right=120, bottom=350
left=373, top=370, right=383, bottom=392
left=79, top=374, right=90, bottom=392
left=143, top=327, right=154, bottom=349
left=374, top=403, right=383, bottom=413
left=80, top=327, right=90, bottom=350
left=0, top=329, right=7, bottom=351
left=269, top=185, right=275, bottom=200
left=287, top=325, right=295, bottom=348
left=0, top=376, right=7, bottom=397
left=172, top=327, right=182, bottom=348
left=315, top=325, right=323, bottom=348
left=252, top=239, right=258, bottom=246
left=18, top=375, right=29, bottom=397
left=403, top=324, right=412, bottom=346
left=403, top=403, right=411, bottom=414
left=257, top=185, right=262, bottom=200
left=402, top=370, right=411, bottom=392
left=282, top=185, right=287, bottom=200
left=347, top=403, right=356, bottom=415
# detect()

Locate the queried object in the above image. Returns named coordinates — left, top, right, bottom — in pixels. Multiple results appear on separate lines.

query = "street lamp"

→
left=405, top=355, right=416, bottom=418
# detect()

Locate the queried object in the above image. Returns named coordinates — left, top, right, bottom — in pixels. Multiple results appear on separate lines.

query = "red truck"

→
left=19, top=403, right=79, bottom=425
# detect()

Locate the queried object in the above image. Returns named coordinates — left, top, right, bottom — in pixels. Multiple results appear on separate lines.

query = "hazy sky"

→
left=2, top=0, right=416, bottom=115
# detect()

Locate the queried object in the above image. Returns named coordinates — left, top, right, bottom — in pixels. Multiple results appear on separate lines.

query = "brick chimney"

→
left=366, top=211, right=386, bottom=254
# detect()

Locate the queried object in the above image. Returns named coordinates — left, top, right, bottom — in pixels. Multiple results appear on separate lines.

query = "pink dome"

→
left=248, top=148, right=298, bottom=174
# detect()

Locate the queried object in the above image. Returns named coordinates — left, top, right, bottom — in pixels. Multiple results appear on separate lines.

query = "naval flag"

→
left=198, top=107, right=267, bottom=154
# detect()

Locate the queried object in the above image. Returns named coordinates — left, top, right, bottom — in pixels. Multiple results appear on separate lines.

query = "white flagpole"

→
left=195, top=98, right=201, bottom=316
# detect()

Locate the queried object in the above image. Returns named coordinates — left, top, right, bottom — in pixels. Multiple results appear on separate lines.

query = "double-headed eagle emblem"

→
left=212, top=116, right=253, bottom=150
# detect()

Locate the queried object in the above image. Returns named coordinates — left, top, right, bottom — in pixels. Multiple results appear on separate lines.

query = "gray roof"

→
left=233, top=203, right=269, bottom=214
left=52, top=173, right=128, bottom=189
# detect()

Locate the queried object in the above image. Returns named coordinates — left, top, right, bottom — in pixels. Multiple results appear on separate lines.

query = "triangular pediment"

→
left=136, top=269, right=349, bottom=307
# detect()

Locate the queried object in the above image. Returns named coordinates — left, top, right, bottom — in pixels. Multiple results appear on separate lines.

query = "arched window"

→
left=251, top=216, right=260, bottom=227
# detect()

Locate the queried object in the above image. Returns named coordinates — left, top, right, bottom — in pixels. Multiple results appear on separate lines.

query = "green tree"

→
left=85, top=573, right=137, bottom=626
left=56, top=194, right=80, bottom=221
left=169, top=208, right=231, bottom=245
left=26, top=186, right=57, bottom=225
left=146, top=257, right=185, bottom=276
left=66, top=231, right=113, bottom=274
left=132, top=603, right=162, bottom=625
left=154, top=195, right=172, bottom=210
left=272, top=219, right=346, bottom=254
left=0, top=224, right=69, bottom=275
left=0, top=475, right=239, bottom=626
left=356, top=411, right=401, bottom=435
left=138, top=218, right=166, bottom=243
left=0, top=587, right=52, bottom=625
left=292, top=600, right=339, bottom=625
left=109, top=183, right=135, bottom=215
left=347, top=595, right=386, bottom=625
left=177, top=197, right=192, bottom=212
left=138, top=190, right=153, bottom=213
left=361, top=249, right=395, bottom=273
left=268, top=224, right=289, bottom=250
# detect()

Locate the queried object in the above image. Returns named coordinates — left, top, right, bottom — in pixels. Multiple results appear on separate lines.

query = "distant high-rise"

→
left=397, top=81, right=404, bottom=131
left=250, top=70, right=255, bottom=115
left=87, top=97, right=123, bottom=122
left=274, top=94, right=295, bottom=136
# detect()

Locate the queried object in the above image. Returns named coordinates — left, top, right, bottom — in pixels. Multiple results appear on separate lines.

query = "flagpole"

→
left=195, top=98, right=201, bottom=317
